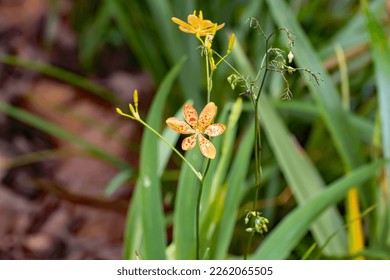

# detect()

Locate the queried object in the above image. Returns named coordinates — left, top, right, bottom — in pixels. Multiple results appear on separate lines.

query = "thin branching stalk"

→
left=243, top=35, right=270, bottom=260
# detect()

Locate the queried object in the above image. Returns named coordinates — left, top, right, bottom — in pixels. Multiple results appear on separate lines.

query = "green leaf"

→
left=108, top=0, right=166, bottom=81
left=262, top=95, right=349, bottom=255
left=212, top=118, right=255, bottom=259
left=124, top=57, right=186, bottom=259
left=232, top=38, right=348, bottom=255
left=79, top=1, right=112, bottom=69
left=172, top=148, right=202, bottom=259
left=104, top=169, right=132, bottom=196
left=0, top=55, right=118, bottom=105
left=201, top=99, right=241, bottom=219
left=145, top=0, right=202, bottom=104
left=274, top=101, right=374, bottom=144
left=193, top=98, right=245, bottom=258
left=252, top=160, right=386, bottom=259
left=123, top=187, right=143, bottom=259
left=0, top=102, right=129, bottom=170
left=207, top=99, right=243, bottom=207
left=319, top=0, right=384, bottom=59
left=265, top=0, right=363, bottom=170
left=363, top=0, right=390, bottom=247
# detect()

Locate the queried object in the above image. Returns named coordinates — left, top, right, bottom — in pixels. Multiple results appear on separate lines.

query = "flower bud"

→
left=288, top=51, right=294, bottom=63
left=133, top=89, right=139, bottom=113
left=226, top=33, right=235, bottom=55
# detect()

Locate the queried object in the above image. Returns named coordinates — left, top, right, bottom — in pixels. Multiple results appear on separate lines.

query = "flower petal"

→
left=188, top=14, right=201, bottom=30
left=172, top=17, right=193, bottom=30
left=198, top=102, right=217, bottom=131
left=166, top=117, right=195, bottom=134
left=204, top=123, right=226, bottom=137
left=183, top=104, right=198, bottom=128
left=178, top=26, right=196, bottom=34
left=182, top=135, right=197, bottom=151
left=216, top=23, right=225, bottom=31
left=198, top=134, right=216, bottom=159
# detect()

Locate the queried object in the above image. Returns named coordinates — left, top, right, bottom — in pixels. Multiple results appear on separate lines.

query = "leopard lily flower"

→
left=166, top=102, right=226, bottom=159
left=171, top=10, right=224, bottom=38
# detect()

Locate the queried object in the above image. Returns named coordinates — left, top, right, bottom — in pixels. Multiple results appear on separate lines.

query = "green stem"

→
left=244, top=234, right=254, bottom=260
left=205, top=51, right=213, bottom=103
left=196, top=159, right=211, bottom=259
left=137, top=118, right=203, bottom=181
left=244, top=38, right=270, bottom=259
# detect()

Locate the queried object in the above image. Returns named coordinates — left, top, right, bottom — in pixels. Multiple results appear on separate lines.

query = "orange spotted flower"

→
left=171, top=10, right=224, bottom=37
left=166, top=102, right=226, bottom=159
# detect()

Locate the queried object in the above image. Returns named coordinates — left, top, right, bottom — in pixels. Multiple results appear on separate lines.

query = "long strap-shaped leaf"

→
left=232, top=41, right=347, bottom=255
left=0, top=102, right=129, bottom=170
left=252, top=160, right=386, bottom=259
left=363, top=0, right=390, bottom=248
left=265, top=0, right=363, bottom=170
left=123, top=57, right=186, bottom=259
left=0, top=55, right=118, bottom=105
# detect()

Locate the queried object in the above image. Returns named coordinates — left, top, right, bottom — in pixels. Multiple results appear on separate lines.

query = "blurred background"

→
left=0, top=0, right=389, bottom=259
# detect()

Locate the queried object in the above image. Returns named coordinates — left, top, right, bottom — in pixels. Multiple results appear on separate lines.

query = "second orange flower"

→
left=171, top=10, right=224, bottom=37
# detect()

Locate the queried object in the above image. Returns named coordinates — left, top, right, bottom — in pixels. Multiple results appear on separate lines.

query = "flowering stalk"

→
left=171, top=10, right=231, bottom=259
left=225, top=19, right=306, bottom=259
left=166, top=102, right=226, bottom=259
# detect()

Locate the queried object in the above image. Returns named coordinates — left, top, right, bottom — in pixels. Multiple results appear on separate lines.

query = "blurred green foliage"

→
left=1, top=0, right=389, bottom=259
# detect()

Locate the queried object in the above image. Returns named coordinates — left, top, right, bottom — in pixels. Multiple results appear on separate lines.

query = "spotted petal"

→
left=182, top=135, right=197, bottom=151
left=183, top=104, right=198, bottom=128
left=198, top=134, right=216, bottom=159
left=166, top=117, right=195, bottom=134
left=204, top=123, right=226, bottom=137
left=198, top=102, right=217, bottom=131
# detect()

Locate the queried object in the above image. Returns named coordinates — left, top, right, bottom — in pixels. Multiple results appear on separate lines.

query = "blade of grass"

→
left=125, top=57, right=186, bottom=259
left=0, top=102, right=129, bottom=170
left=265, top=0, right=363, bottom=170
left=261, top=95, right=348, bottom=256
left=104, top=169, right=133, bottom=196
left=145, top=0, right=181, bottom=65
left=336, top=45, right=365, bottom=258
left=145, top=0, right=202, bottom=104
left=252, top=160, right=386, bottom=259
left=212, top=118, right=255, bottom=259
left=319, top=0, right=383, bottom=59
left=173, top=148, right=202, bottom=259
left=79, top=1, right=113, bottom=70
left=232, top=38, right=348, bottom=255
left=363, top=0, right=390, bottom=247
left=203, top=98, right=242, bottom=215
left=3, top=148, right=78, bottom=169
left=199, top=103, right=231, bottom=220
left=0, top=55, right=118, bottom=105
left=108, top=0, right=166, bottom=81
left=123, top=186, right=143, bottom=259
left=196, top=98, right=244, bottom=258
left=275, top=101, right=374, bottom=144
